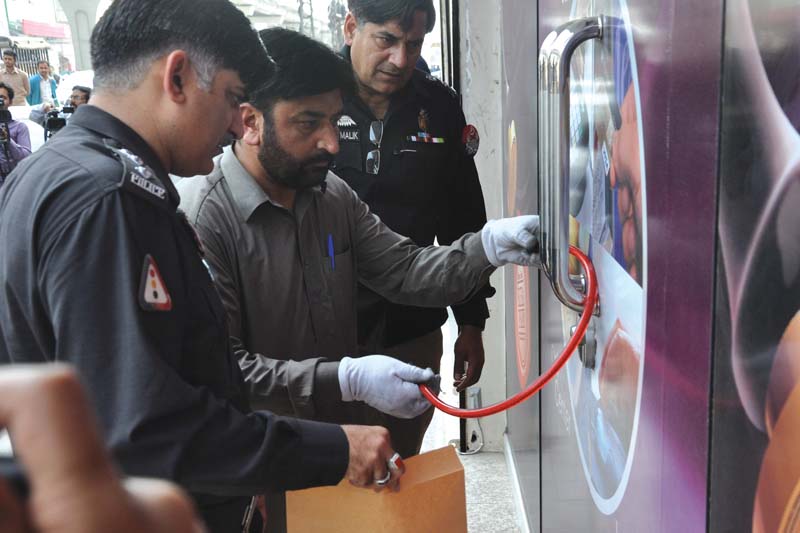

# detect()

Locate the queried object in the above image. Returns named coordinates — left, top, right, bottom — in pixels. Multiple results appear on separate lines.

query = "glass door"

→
left=503, top=1, right=724, bottom=530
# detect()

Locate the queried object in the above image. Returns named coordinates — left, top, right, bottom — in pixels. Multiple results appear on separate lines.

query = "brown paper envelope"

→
left=286, top=445, right=467, bottom=532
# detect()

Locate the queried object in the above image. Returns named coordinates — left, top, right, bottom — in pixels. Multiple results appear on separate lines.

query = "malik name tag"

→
left=337, top=115, right=359, bottom=142
left=339, top=129, right=359, bottom=142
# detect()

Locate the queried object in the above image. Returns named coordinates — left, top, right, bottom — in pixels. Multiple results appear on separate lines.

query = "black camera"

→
left=45, top=109, right=65, bottom=132
left=0, top=96, right=11, bottom=147
left=44, top=106, right=74, bottom=139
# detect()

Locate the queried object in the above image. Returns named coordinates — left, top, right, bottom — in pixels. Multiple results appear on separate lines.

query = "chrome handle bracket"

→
left=570, top=319, right=597, bottom=369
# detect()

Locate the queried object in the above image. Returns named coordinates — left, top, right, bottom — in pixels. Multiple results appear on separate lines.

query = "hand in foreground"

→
left=453, top=325, right=485, bottom=392
left=480, top=215, right=541, bottom=267
left=0, top=364, right=204, bottom=533
left=338, top=355, right=438, bottom=419
left=340, top=425, right=404, bottom=492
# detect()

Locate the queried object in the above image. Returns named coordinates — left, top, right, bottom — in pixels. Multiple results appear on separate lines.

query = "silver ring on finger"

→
left=374, top=470, right=391, bottom=486
left=388, top=452, right=404, bottom=472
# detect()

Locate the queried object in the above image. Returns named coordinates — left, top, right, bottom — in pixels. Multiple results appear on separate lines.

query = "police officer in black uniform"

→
left=333, top=0, right=493, bottom=456
left=0, top=1, right=400, bottom=531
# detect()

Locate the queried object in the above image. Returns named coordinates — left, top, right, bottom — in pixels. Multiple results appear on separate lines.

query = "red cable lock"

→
left=419, top=245, right=599, bottom=418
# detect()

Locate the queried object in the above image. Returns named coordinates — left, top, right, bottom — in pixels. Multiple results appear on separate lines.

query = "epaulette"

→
left=424, top=72, right=459, bottom=100
left=103, top=139, right=170, bottom=208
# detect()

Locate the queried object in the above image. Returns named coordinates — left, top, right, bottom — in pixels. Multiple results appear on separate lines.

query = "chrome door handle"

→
left=538, top=16, right=603, bottom=312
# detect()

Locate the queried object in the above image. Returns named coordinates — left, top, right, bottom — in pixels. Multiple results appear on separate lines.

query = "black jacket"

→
left=0, top=105, right=348, bottom=531
left=335, top=47, right=494, bottom=348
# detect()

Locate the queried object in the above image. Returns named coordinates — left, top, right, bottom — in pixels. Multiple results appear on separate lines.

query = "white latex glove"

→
left=338, top=356, right=439, bottom=419
left=480, top=215, right=541, bottom=267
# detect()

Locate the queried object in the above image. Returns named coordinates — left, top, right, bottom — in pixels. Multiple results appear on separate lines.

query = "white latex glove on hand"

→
left=338, top=356, right=438, bottom=419
left=481, top=215, right=541, bottom=267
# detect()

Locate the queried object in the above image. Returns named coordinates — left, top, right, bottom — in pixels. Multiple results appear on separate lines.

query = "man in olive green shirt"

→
left=179, top=28, right=539, bottom=450
left=179, top=31, right=539, bottom=533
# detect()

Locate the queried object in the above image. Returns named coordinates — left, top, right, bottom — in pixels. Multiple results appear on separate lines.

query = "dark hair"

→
left=251, top=28, right=356, bottom=112
left=72, top=85, right=92, bottom=99
left=0, top=81, right=14, bottom=103
left=90, top=0, right=275, bottom=94
left=37, top=60, right=48, bottom=68
left=347, top=0, right=435, bottom=32
left=2, top=50, right=16, bottom=60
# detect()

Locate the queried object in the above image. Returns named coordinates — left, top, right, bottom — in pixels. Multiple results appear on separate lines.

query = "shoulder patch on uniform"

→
left=105, top=140, right=169, bottom=207
left=463, top=124, right=480, bottom=157
left=139, top=254, right=172, bottom=312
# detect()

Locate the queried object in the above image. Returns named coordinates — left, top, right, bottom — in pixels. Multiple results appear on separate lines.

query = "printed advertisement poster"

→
left=711, top=1, right=800, bottom=532
left=560, top=0, right=646, bottom=514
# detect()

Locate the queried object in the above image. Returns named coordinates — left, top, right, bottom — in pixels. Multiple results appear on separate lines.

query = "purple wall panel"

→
left=710, top=1, right=800, bottom=531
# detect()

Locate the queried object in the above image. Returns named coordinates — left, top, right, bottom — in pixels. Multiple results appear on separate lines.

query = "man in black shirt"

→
left=334, top=0, right=493, bottom=456
left=0, top=1, right=405, bottom=531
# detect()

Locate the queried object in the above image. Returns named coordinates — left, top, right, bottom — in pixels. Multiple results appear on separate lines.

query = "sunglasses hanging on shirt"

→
left=366, top=120, right=383, bottom=175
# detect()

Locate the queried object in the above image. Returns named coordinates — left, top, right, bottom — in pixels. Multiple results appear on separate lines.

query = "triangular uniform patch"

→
left=139, top=254, right=172, bottom=311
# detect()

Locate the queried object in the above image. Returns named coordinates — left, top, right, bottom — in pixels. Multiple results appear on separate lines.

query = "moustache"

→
left=303, top=153, right=334, bottom=168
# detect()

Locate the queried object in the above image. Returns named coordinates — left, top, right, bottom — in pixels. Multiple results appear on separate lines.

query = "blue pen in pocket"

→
left=327, top=233, right=335, bottom=271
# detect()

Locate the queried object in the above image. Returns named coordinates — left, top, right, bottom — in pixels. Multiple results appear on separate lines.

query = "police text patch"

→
left=131, top=172, right=167, bottom=200
left=108, top=143, right=170, bottom=208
